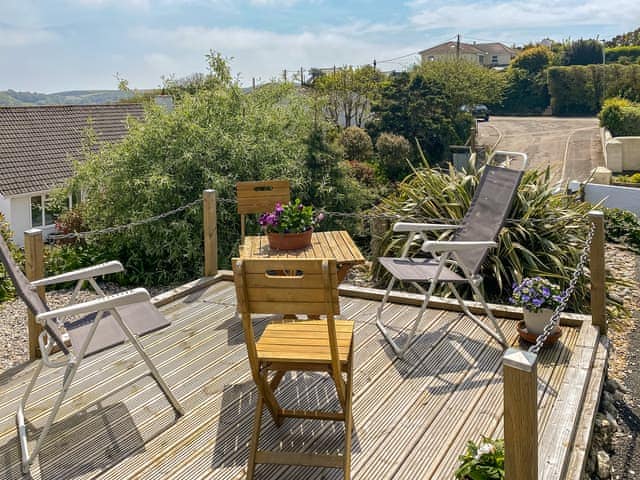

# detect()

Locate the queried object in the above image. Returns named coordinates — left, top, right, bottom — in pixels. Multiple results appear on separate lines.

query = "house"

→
left=419, top=41, right=517, bottom=67
left=0, top=103, right=144, bottom=246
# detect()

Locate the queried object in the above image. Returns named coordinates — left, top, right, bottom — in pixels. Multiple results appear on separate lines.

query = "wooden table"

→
left=240, top=230, right=365, bottom=282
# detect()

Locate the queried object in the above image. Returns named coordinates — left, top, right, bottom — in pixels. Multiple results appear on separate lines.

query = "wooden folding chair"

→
left=233, top=258, right=355, bottom=479
left=236, top=179, right=290, bottom=244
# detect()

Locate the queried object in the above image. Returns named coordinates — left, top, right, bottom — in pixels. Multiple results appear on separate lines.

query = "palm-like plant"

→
left=371, top=163, right=593, bottom=312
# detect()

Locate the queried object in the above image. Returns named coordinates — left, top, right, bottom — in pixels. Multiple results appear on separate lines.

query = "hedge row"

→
left=548, top=64, right=640, bottom=115
left=606, top=46, right=640, bottom=63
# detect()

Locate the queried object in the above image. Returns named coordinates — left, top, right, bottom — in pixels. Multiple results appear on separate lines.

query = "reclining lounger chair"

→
left=376, top=152, right=527, bottom=358
left=0, top=232, right=184, bottom=473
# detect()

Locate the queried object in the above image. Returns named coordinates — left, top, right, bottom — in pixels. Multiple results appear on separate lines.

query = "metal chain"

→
left=49, top=197, right=203, bottom=240
left=46, top=193, right=541, bottom=241
left=528, top=221, right=597, bottom=354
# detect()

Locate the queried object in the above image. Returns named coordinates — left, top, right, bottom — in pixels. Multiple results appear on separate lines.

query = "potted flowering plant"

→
left=510, top=277, right=563, bottom=335
left=455, top=437, right=505, bottom=480
left=259, top=198, right=323, bottom=250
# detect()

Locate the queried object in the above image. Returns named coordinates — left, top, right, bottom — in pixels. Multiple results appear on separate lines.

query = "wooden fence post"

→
left=503, top=348, right=538, bottom=480
left=203, top=190, right=218, bottom=277
left=24, top=229, right=45, bottom=360
left=589, top=210, right=606, bottom=335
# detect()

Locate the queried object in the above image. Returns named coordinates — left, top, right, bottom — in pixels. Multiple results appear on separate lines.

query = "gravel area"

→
left=0, top=283, right=172, bottom=373
left=604, top=244, right=640, bottom=480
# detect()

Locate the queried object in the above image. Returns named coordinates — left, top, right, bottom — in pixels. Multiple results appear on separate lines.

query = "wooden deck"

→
left=0, top=279, right=604, bottom=480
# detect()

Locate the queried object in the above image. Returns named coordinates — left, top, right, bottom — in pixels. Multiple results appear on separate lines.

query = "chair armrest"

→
left=393, top=222, right=459, bottom=232
left=36, top=288, right=150, bottom=322
left=421, top=240, right=497, bottom=252
left=31, top=261, right=124, bottom=287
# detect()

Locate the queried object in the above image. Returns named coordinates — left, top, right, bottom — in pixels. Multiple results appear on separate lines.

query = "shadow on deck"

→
left=0, top=279, right=605, bottom=480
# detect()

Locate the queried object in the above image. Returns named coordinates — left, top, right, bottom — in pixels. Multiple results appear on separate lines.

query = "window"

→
left=30, top=194, right=64, bottom=227
left=478, top=55, right=484, bottom=64
left=492, top=55, right=499, bottom=63
left=30, top=196, right=44, bottom=227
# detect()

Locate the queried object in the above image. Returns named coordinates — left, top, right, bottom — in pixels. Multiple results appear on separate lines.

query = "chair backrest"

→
left=236, top=180, right=291, bottom=242
left=0, top=233, right=68, bottom=353
left=233, top=258, right=339, bottom=317
left=233, top=258, right=341, bottom=382
left=452, top=165, right=523, bottom=276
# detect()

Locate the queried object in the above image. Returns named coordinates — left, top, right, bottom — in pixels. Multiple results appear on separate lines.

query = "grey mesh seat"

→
left=0, top=232, right=184, bottom=473
left=376, top=152, right=527, bottom=358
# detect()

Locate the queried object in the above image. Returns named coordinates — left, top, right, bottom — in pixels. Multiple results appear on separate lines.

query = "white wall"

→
left=10, top=196, right=32, bottom=247
left=605, top=136, right=640, bottom=172
left=0, top=195, right=10, bottom=224
left=570, top=181, right=640, bottom=216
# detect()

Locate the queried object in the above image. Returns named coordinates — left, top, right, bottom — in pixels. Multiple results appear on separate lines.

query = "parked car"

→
left=461, top=104, right=490, bottom=121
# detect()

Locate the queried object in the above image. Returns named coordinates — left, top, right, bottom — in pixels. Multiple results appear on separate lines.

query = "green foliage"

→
left=606, top=46, right=640, bottom=63
left=415, top=59, right=506, bottom=110
left=371, top=165, right=594, bottom=312
left=604, top=208, right=640, bottom=251
left=614, top=172, right=640, bottom=184
left=44, top=244, right=103, bottom=287
left=311, top=65, right=384, bottom=127
left=340, top=126, right=373, bottom=162
left=66, top=80, right=319, bottom=285
left=496, top=67, right=550, bottom=114
left=0, top=214, right=22, bottom=302
left=455, top=437, right=505, bottom=480
left=368, top=71, right=471, bottom=163
left=375, top=132, right=413, bottom=181
left=512, top=46, right=553, bottom=74
left=562, top=39, right=605, bottom=65
left=598, top=97, right=640, bottom=136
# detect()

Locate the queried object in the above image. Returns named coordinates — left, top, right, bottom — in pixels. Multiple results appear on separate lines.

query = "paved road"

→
left=477, top=116, right=604, bottom=183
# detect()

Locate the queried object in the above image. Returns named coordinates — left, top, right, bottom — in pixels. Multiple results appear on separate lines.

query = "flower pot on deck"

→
left=523, top=308, right=553, bottom=335
left=267, top=228, right=313, bottom=251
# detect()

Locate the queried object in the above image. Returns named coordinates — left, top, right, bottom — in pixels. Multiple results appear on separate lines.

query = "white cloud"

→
left=408, top=0, right=640, bottom=31
left=0, top=27, right=58, bottom=47
left=129, top=25, right=419, bottom=84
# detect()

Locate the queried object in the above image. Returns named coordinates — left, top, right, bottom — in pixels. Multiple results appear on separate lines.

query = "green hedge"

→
left=606, top=46, right=640, bottom=63
left=548, top=64, right=640, bottom=115
left=599, top=97, right=640, bottom=136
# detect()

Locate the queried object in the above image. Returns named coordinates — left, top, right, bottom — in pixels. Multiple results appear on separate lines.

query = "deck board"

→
left=0, top=280, right=601, bottom=480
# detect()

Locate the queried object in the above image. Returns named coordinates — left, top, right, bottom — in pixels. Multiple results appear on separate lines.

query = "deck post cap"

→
left=503, top=347, right=537, bottom=372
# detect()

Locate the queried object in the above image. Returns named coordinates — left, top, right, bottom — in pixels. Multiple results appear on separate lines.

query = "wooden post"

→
left=503, top=348, right=538, bottom=480
left=203, top=190, right=218, bottom=277
left=24, top=229, right=45, bottom=360
left=589, top=210, right=606, bottom=335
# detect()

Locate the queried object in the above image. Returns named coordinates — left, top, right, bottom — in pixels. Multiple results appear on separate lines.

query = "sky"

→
left=1, top=0, right=638, bottom=93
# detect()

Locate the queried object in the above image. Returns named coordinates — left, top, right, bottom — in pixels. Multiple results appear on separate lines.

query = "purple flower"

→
left=532, top=298, right=544, bottom=307
left=552, top=295, right=562, bottom=303
left=541, top=286, right=551, bottom=297
left=521, top=294, right=530, bottom=302
left=275, top=202, right=284, bottom=214
left=315, top=212, right=325, bottom=223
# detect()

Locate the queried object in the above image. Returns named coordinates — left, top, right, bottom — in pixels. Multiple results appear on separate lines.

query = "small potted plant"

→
left=455, top=437, right=505, bottom=480
left=510, top=276, right=563, bottom=335
left=259, top=199, right=323, bottom=250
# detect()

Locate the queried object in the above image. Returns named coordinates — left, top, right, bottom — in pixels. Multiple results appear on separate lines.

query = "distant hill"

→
left=0, top=89, right=137, bottom=106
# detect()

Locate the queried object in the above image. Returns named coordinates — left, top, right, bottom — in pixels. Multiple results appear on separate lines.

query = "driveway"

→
left=477, top=116, right=603, bottom=183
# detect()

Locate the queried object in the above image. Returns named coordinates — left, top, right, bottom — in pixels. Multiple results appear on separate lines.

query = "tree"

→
left=415, top=59, right=506, bottom=110
left=607, top=27, right=640, bottom=47
left=311, top=65, right=385, bottom=127
left=562, top=39, right=604, bottom=65
left=368, top=71, right=469, bottom=163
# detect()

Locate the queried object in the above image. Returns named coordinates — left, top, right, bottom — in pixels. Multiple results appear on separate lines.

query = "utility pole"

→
left=300, top=66, right=304, bottom=86
left=456, top=33, right=461, bottom=59
left=373, top=58, right=377, bottom=71
left=283, top=69, right=287, bottom=82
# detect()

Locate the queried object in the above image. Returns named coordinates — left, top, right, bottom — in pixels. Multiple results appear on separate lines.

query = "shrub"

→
left=606, top=46, right=640, bottom=63
left=562, top=39, right=604, bottom=66
left=346, top=160, right=377, bottom=186
left=455, top=437, right=505, bottom=480
left=599, top=97, right=640, bottom=136
left=614, top=172, right=640, bottom=184
left=511, top=46, right=553, bottom=74
left=604, top=208, right=640, bottom=251
left=0, top=214, right=22, bottom=302
left=496, top=67, right=549, bottom=114
left=340, top=126, right=373, bottom=162
left=371, top=165, right=594, bottom=312
left=375, top=133, right=413, bottom=181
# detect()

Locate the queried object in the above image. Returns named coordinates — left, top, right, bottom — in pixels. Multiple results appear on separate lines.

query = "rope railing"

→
left=46, top=192, right=549, bottom=241
left=528, top=220, right=596, bottom=355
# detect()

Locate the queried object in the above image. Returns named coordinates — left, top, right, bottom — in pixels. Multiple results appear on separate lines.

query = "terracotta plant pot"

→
left=523, top=308, right=553, bottom=335
left=267, top=228, right=313, bottom=251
